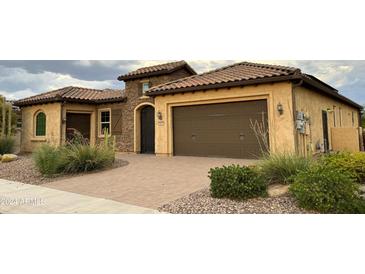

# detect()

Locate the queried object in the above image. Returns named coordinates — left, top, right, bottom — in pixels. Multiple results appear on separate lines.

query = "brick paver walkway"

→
left=44, top=154, right=257, bottom=209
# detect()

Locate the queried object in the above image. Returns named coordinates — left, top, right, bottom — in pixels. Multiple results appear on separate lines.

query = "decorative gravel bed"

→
left=0, top=154, right=128, bottom=185
left=159, top=188, right=311, bottom=214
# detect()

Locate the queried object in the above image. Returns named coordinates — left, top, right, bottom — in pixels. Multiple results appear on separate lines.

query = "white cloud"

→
left=0, top=89, right=37, bottom=100
left=0, top=65, right=119, bottom=100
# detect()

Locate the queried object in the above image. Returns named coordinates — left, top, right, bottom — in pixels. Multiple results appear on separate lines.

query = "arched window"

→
left=35, top=112, right=46, bottom=136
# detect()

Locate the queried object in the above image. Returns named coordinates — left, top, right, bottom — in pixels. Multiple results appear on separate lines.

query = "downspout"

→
left=291, top=78, right=303, bottom=155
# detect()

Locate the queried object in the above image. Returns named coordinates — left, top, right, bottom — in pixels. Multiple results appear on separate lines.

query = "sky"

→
left=0, top=60, right=364, bottom=105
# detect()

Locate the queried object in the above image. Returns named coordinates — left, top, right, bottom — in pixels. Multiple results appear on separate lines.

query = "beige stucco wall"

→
left=294, top=86, right=360, bottom=155
left=154, top=82, right=296, bottom=156
left=21, top=103, right=98, bottom=152
left=331, top=128, right=360, bottom=152
left=20, top=103, right=62, bottom=152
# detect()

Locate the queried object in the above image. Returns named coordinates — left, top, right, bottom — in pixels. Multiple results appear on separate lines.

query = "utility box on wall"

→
left=296, top=111, right=306, bottom=134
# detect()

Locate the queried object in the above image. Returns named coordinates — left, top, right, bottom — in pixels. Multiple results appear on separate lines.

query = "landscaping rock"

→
left=1, top=154, right=18, bottom=163
left=268, top=184, right=289, bottom=197
left=159, top=188, right=311, bottom=214
left=360, top=185, right=365, bottom=199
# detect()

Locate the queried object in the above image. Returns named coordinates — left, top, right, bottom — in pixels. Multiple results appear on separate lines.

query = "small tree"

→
left=0, top=95, right=16, bottom=137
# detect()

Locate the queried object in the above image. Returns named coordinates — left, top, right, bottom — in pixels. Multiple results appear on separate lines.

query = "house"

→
left=14, top=61, right=363, bottom=159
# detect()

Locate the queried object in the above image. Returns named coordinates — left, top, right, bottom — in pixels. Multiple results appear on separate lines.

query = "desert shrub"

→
left=289, top=164, right=365, bottom=214
left=58, top=143, right=115, bottom=173
left=66, top=130, right=89, bottom=146
left=319, top=152, right=365, bottom=183
left=33, top=133, right=115, bottom=175
left=259, top=153, right=313, bottom=184
left=0, top=136, right=15, bottom=155
left=33, top=144, right=62, bottom=176
left=209, top=165, right=267, bottom=200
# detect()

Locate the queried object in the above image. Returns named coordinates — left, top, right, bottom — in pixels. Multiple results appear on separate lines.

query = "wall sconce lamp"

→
left=277, top=103, right=284, bottom=115
left=157, top=111, right=163, bottom=121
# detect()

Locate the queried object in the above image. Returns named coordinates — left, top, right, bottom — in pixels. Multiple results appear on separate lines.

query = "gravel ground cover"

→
left=159, top=188, right=311, bottom=214
left=0, top=154, right=128, bottom=185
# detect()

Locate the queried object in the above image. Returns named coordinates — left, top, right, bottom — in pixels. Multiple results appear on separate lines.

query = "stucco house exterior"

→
left=14, top=61, right=363, bottom=159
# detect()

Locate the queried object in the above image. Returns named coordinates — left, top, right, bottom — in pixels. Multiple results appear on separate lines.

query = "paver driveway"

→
left=44, top=154, right=257, bottom=209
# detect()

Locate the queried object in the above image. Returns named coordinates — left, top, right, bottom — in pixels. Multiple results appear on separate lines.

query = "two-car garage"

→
left=172, top=100, right=269, bottom=159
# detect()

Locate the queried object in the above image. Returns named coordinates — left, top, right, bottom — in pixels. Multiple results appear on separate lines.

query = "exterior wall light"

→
left=277, top=103, right=284, bottom=115
left=157, top=111, right=163, bottom=121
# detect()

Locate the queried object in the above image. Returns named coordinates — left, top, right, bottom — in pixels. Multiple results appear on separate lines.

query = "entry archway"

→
left=134, top=103, right=155, bottom=154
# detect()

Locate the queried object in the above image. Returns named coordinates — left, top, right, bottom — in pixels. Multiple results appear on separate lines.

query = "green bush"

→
left=0, top=136, right=15, bottom=155
left=209, top=165, right=267, bottom=200
left=33, top=135, right=115, bottom=175
left=319, top=152, right=365, bottom=183
left=289, top=164, right=365, bottom=214
left=33, top=144, right=62, bottom=176
left=259, top=153, right=313, bottom=184
left=58, top=143, right=115, bottom=173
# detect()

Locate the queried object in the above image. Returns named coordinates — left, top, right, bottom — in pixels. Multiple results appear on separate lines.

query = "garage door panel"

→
left=192, top=116, right=241, bottom=129
left=195, top=130, right=241, bottom=144
left=173, top=100, right=268, bottom=159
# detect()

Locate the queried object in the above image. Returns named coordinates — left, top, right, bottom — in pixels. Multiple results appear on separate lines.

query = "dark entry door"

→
left=322, top=110, right=329, bottom=152
left=173, top=100, right=269, bottom=159
left=66, top=113, right=91, bottom=142
left=141, top=106, right=155, bottom=153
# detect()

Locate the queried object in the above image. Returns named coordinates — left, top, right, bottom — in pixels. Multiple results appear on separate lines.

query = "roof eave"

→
left=301, top=77, right=363, bottom=110
left=147, top=74, right=300, bottom=96
left=117, top=63, right=197, bottom=81
left=14, top=97, right=126, bottom=107
left=147, top=74, right=363, bottom=110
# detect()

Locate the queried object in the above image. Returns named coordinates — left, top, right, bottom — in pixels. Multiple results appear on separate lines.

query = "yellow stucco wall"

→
left=294, top=86, right=360, bottom=155
left=154, top=82, right=296, bottom=156
left=20, top=103, right=62, bottom=152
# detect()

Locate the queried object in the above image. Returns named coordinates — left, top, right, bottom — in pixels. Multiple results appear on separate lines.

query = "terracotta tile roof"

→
left=118, top=60, right=196, bottom=81
left=147, top=61, right=300, bottom=95
left=146, top=61, right=362, bottom=109
left=14, top=86, right=125, bottom=106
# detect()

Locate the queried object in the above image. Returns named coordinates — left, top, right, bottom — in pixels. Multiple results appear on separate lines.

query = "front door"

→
left=140, top=106, right=155, bottom=153
left=322, top=110, right=329, bottom=152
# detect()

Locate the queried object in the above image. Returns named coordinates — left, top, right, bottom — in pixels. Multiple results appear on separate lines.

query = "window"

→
left=99, top=109, right=111, bottom=136
left=352, top=112, right=355, bottom=127
left=142, top=82, right=150, bottom=94
left=35, top=112, right=46, bottom=136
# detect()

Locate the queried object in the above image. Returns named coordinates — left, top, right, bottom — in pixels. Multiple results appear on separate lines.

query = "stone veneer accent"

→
left=99, top=68, right=193, bottom=152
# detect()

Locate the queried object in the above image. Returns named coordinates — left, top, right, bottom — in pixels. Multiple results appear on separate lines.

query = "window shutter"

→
left=111, top=108, right=123, bottom=135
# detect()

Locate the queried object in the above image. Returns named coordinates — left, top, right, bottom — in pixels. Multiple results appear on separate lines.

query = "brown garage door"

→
left=173, top=100, right=269, bottom=159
